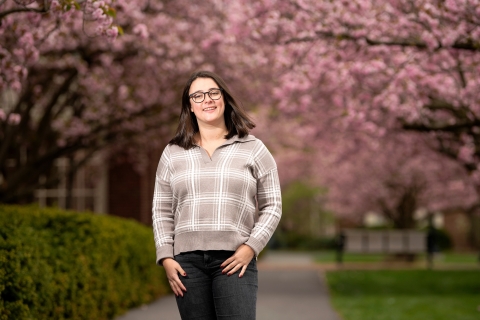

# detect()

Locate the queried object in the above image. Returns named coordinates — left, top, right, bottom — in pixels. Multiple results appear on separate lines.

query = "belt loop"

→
left=203, top=251, right=209, bottom=265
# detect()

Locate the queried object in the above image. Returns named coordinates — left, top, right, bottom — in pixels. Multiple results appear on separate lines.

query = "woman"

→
left=152, top=70, right=282, bottom=320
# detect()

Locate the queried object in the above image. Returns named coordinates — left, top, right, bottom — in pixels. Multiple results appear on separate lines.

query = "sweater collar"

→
left=193, top=134, right=256, bottom=149
left=222, top=134, right=256, bottom=146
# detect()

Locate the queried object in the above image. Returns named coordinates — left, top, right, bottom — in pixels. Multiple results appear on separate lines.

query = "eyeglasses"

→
left=189, top=88, right=223, bottom=103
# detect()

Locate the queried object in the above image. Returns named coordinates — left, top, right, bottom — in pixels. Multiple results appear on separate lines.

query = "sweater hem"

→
left=173, top=231, right=254, bottom=256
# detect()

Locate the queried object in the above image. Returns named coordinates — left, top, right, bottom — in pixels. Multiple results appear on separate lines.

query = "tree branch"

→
left=285, top=30, right=480, bottom=52
left=0, top=6, right=47, bottom=20
left=456, top=58, right=467, bottom=88
left=0, top=84, right=36, bottom=167
left=378, top=198, right=395, bottom=222
left=402, top=119, right=480, bottom=132
left=32, top=69, right=78, bottom=158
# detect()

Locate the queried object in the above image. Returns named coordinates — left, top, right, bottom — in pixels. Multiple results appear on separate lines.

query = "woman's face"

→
left=189, top=77, right=226, bottom=128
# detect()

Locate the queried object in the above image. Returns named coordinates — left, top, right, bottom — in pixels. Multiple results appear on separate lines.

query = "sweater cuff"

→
left=244, top=237, right=264, bottom=257
left=156, top=245, right=174, bottom=265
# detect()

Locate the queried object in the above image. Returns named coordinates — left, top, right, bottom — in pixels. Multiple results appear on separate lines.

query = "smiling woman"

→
left=188, top=78, right=226, bottom=141
left=169, top=71, right=256, bottom=150
left=152, top=70, right=282, bottom=320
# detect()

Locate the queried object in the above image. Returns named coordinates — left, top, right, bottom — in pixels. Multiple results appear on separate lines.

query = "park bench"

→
left=336, top=229, right=432, bottom=265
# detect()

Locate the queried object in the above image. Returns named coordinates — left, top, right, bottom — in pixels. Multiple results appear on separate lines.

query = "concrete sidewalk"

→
left=115, top=251, right=340, bottom=320
left=256, top=269, right=340, bottom=320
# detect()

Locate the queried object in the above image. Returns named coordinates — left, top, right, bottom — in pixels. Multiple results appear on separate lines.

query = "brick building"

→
left=107, top=151, right=162, bottom=225
left=35, top=148, right=164, bottom=226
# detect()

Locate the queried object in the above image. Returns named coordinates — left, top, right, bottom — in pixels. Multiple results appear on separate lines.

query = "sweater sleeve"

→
left=245, top=141, right=282, bottom=256
left=152, top=145, right=175, bottom=264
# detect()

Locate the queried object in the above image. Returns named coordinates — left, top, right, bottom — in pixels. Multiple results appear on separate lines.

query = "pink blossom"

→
left=10, top=81, right=22, bottom=92
left=118, top=85, right=129, bottom=99
left=459, top=146, right=475, bottom=163
left=7, top=113, right=21, bottom=125
left=92, top=8, right=105, bottom=20
left=133, top=24, right=149, bottom=39
left=106, top=26, right=119, bottom=40
left=50, top=0, right=61, bottom=9
left=93, top=1, right=105, bottom=9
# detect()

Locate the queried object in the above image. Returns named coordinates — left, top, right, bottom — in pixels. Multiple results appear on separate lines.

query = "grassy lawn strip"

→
left=325, top=270, right=480, bottom=320
left=442, top=252, right=480, bottom=263
left=315, top=251, right=479, bottom=265
left=315, top=251, right=386, bottom=263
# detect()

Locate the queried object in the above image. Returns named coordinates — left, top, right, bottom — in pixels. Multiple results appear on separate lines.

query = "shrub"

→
left=269, top=232, right=337, bottom=251
left=0, top=205, right=169, bottom=320
left=432, top=228, right=453, bottom=251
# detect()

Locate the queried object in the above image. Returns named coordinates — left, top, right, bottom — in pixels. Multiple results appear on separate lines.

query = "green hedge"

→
left=269, top=231, right=337, bottom=251
left=0, top=205, right=170, bottom=320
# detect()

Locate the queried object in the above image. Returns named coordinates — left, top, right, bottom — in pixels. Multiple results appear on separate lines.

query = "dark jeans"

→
left=174, top=250, right=258, bottom=320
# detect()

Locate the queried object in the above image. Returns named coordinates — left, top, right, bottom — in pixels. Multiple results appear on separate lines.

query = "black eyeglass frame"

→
left=189, top=88, right=223, bottom=103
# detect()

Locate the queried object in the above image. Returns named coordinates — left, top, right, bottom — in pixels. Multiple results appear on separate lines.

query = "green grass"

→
left=441, top=252, right=479, bottom=263
left=325, top=270, right=480, bottom=320
left=315, top=250, right=480, bottom=265
left=315, top=251, right=386, bottom=263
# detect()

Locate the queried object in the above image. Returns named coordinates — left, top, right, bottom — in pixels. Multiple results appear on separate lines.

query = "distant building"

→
left=35, top=148, right=163, bottom=225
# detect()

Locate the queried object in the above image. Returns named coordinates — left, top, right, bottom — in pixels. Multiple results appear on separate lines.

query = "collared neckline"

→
left=195, top=134, right=256, bottom=163
left=194, top=134, right=256, bottom=148
left=221, top=134, right=256, bottom=146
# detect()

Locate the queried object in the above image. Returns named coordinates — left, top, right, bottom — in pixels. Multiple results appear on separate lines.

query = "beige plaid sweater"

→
left=152, top=134, right=282, bottom=264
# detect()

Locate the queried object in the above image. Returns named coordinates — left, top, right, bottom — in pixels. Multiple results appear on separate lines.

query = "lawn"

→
left=315, top=251, right=386, bottom=263
left=325, top=270, right=480, bottom=320
left=315, top=251, right=480, bottom=266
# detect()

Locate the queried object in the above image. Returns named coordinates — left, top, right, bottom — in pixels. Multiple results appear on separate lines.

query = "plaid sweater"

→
left=152, top=134, right=282, bottom=264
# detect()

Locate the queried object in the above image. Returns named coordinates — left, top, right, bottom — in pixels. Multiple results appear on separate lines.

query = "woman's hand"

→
left=220, top=244, right=255, bottom=277
left=162, top=258, right=187, bottom=297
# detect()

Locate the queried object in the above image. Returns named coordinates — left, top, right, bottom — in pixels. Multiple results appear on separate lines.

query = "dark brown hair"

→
left=169, top=70, right=256, bottom=149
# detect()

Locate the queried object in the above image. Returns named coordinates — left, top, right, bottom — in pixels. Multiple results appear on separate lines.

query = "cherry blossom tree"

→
left=2, top=0, right=479, bottom=242
left=321, top=132, right=476, bottom=228
left=252, top=93, right=477, bottom=230
left=0, top=0, right=119, bottom=92
left=0, top=0, right=231, bottom=203
left=226, top=0, right=480, bottom=228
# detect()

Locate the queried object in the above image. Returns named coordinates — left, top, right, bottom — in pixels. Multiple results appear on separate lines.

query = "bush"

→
left=0, top=205, right=169, bottom=320
left=432, top=228, right=453, bottom=251
left=269, top=231, right=337, bottom=251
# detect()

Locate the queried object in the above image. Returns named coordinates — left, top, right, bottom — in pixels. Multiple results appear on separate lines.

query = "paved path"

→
left=256, top=269, right=340, bottom=320
left=115, top=251, right=340, bottom=320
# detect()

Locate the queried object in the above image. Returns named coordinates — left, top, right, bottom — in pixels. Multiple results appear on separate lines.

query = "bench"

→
left=336, top=229, right=431, bottom=265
